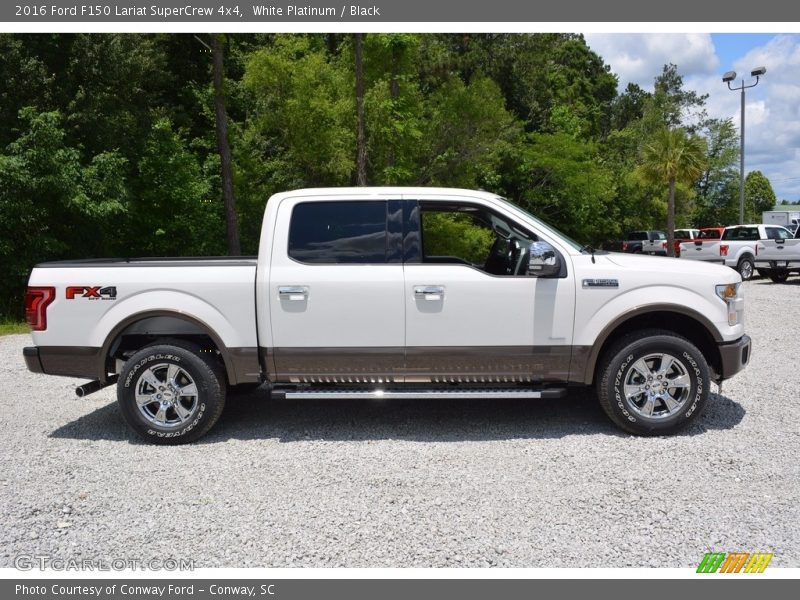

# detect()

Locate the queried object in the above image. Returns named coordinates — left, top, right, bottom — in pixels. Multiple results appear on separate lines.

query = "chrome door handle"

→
left=278, top=286, right=308, bottom=300
left=414, top=285, right=444, bottom=301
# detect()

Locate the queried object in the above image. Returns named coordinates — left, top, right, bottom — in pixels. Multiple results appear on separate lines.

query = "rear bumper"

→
left=717, top=335, right=751, bottom=381
left=23, top=347, right=44, bottom=373
left=23, top=346, right=102, bottom=379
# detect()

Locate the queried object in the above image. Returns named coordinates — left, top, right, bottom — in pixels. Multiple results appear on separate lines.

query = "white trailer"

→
left=762, top=211, right=800, bottom=231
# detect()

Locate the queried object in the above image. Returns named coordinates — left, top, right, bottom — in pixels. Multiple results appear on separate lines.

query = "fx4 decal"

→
left=66, top=286, right=117, bottom=300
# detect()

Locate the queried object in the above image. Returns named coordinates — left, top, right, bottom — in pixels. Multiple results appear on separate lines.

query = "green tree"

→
left=745, top=171, right=777, bottom=221
left=695, top=118, right=739, bottom=226
left=638, top=128, right=707, bottom=256
left=494, top=132, right=617, bottom=244
left=0, top=108, right=127, bottom=316
left=130, top=117, right=222, bottom=257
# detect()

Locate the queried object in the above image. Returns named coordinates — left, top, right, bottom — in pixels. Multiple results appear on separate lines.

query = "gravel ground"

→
left=1, top=278, right=799, bottom=569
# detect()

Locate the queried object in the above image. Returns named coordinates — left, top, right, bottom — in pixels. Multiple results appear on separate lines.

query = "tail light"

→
left=622, top=242, right=628, bottom=252
left=720, top=245, right=729, bottom=257
left=25, top=287, right=55, bottom=331
left=662, top=241, right=667, bottom=249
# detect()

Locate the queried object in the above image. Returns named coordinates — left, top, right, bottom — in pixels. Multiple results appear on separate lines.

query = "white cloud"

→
left=584, top=33, right=718, bottom=89
left=686, top=35, right=800, bottom=200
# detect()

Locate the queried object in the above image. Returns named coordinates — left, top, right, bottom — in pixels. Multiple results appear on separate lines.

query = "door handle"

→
left=278, top=286, right=308, bottom=300
left=414, top=285, right=444, bottom=301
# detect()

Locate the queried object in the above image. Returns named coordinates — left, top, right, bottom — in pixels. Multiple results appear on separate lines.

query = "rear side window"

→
left=699, top=229, right=721, bottom=239
left=288, top=201, right=387, bottom=264
left=652, top=232, right=666, bottom=240
left=628, top=231, right=647, bottom=240
left=722, top=227, right=759, bottom=241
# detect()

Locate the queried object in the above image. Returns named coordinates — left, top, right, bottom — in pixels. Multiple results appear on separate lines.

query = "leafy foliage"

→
left=0, top=32, right=779, bottom=317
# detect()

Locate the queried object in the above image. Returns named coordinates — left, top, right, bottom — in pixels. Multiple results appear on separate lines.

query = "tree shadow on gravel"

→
left=49, top=388, right=745, bottom=444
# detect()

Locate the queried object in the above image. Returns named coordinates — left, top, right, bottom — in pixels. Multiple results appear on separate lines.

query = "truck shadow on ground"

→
left=50, top=389, right=746, bottom=444
left=754, top=278, right=800, bottom=286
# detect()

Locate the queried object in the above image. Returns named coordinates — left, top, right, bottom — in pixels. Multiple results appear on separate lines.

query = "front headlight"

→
left=715, top=283, right=743, bottom=326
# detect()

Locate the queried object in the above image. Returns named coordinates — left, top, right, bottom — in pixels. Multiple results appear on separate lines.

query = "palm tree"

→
left=638, top=128, right=707, bottom=257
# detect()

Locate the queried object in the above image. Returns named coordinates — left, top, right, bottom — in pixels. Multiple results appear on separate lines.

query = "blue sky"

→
left=584, top=33, right=800, bottom=202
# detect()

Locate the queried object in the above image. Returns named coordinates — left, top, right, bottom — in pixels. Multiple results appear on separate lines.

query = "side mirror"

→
left=527, top=241, right=561, bottom=277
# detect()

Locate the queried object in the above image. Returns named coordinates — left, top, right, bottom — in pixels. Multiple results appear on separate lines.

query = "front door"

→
left=402, top=198, right=575, bottom=383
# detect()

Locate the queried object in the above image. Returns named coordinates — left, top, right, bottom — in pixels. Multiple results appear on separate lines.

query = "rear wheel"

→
left=597, top=329, right=710, bottom=436
left=117, top=342, right=225, bottom=444
left=737, top=256, right=754, bottom=281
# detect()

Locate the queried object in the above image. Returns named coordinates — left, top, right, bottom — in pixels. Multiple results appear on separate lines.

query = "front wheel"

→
left=117, top=342, right=226, bottom=444
left=737, top=256, right=754, bottom=281
left=597, top=330, right=710, bottom=436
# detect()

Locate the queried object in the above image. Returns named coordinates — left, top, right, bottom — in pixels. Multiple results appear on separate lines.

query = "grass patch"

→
left=0, top=320, right=29, bottom=336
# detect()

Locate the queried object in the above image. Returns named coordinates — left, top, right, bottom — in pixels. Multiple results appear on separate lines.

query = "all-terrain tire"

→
left=117, top=341, right=226, bottom=444
left=596, top=329, right=710, bottom=436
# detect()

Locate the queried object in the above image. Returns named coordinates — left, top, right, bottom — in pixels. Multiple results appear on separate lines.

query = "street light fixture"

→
left=724, top=66, right=766, bottom=224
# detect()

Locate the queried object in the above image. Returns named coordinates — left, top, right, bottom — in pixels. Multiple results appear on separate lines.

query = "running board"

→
left=275, top=387, right=567, bottom=400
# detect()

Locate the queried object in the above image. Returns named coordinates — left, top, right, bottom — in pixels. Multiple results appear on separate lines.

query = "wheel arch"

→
left=99, top=310, right=239, bottom=385
left=579, top=305, right=723, bottom=385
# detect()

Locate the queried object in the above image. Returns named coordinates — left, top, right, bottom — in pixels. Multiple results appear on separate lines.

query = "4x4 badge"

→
left=66, top=286, right=117, bottom=300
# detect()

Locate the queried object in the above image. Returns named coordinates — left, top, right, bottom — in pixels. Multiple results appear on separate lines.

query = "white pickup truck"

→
left=23, top=188, right=751, bottom=443
left=755, top=224, right=800, bottom=282
left=679, top=224, right=794, bottom=280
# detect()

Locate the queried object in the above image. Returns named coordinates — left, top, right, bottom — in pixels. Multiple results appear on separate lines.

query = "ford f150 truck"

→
left=679, top=224, right=794, bottom=280
left=23, top=188, right=751, bottom=443
left=755, top=223, right=800, bottom=282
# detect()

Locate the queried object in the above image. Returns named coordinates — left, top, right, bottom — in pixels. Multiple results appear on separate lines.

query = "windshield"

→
left=493, top=196, right=584, bottom=251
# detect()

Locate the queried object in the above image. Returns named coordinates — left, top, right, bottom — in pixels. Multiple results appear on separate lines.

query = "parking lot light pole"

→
left=723, top=67, right=766, bottom=225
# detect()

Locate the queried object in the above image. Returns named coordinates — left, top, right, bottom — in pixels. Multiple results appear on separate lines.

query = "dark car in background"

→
left=605, top=230, right=666, bottom=254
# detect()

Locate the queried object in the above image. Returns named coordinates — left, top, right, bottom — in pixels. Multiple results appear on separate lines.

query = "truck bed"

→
left=27, top=257, right=259, bottom=354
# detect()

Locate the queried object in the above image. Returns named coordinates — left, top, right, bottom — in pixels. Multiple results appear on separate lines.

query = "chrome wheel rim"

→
left=623, top=353, right=691, bottom=419
left=740, top=260, right=753, bottom=279
left=135, top=363, right=198, bottom=428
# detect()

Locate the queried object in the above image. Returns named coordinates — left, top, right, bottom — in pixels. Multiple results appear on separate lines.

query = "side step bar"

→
left=275, top=388, right=567, bottom=400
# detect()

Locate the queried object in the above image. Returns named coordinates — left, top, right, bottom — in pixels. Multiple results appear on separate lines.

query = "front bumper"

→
left=717, top=335, right=751, bottom=381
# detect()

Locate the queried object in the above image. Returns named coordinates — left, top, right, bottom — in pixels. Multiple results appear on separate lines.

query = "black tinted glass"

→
left=289, top=201, right=387, bottom=264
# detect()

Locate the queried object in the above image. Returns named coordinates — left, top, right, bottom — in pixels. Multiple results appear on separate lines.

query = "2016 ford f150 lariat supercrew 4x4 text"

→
left=23, top=188, right=751, bottom=443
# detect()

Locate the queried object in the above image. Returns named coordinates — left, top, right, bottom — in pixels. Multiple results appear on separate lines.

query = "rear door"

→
left=401, top=196, right=576, bottom=383
left=267, top=196, right=405, bottom=383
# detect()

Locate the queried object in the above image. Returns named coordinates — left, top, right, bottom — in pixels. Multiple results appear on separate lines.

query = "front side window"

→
left=420, top=204, right=535, bottom=276
left=288, top=201, right=387, bottom=264
left=766, top=227, right=791, bottom=240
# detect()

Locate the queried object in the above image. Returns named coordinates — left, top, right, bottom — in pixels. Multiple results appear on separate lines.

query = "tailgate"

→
left=680, top=239, right=721, bottom=261
left=643, top=240, right=667, bottom=254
